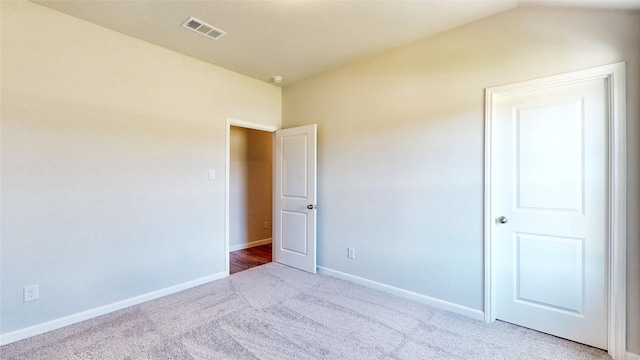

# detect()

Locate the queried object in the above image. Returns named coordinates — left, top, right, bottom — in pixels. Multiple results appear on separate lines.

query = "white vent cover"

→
left=182, top=16, right=225, bottom=40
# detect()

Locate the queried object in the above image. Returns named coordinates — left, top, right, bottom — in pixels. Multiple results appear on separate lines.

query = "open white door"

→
left=274, top=124, right=317, bottom=273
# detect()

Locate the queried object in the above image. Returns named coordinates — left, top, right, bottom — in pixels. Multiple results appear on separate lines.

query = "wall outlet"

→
left=208, top=169, right=216, bottom=180
left=264, top=221, right=269, bottom=229
left=24, top=284, right=39, bottom=302
left=347, top=247, right=355, bottom=259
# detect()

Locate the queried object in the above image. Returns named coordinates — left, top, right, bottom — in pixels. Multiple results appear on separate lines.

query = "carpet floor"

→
left=1, top=263, right=611, bottom=359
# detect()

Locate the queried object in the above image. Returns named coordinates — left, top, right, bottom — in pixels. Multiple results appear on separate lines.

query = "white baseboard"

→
left=627, top=352, right=640, bottom=360
left=0, top=271, right=227, bottom=346
left=317, top=266, right=484, bottom=321
left=229, top=238, right=272, bottom=252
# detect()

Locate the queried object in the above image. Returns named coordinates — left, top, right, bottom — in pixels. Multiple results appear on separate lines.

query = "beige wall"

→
left=283, top=7, right=640, bottom=353
left=0, top=1, right=280, bottom=337
left=229, top=126, right=273, bottom=250
left=2, top=0, right=638, bottom=353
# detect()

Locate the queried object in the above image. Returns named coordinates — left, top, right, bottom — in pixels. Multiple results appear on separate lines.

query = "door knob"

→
left=307, top=204, right=317, bottom=210
left=498, top=216, right=508, bottom=224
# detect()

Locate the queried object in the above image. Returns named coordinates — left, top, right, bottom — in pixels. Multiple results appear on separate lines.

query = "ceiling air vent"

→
left=182, top=16, right=225, bottom=41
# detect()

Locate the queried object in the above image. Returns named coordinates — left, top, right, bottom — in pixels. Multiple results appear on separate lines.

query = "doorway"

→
left=225, top=119, right=319, bottom=275
left=226, top=119, right=278, bottom=274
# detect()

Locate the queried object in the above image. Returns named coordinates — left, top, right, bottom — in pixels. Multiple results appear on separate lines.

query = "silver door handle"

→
left=307, top=204, right=317, bottom=210
left=498, top=216, right=508, bottom=224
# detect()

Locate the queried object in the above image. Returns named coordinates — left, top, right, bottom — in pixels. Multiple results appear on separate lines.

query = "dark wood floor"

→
left=230, top=243, right=272, bottom=274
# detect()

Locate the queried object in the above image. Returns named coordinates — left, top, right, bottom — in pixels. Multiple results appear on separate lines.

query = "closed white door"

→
left=274, top=124, right=317, bottom=273
left=491, top=78, right=608, bottom=349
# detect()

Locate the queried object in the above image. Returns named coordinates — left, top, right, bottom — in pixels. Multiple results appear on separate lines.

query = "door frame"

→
left=483, top=63, right=626, bottom=359
left=225, top=117, right=279, bottom=275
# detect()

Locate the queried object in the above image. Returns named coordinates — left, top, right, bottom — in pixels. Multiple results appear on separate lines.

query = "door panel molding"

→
left=484, top=63, right=626, bottom=359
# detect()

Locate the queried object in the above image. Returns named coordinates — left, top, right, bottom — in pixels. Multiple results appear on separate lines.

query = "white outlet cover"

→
left=24, top=284, right=39, bottom=302
left=208, top=170, right=216, bottom=180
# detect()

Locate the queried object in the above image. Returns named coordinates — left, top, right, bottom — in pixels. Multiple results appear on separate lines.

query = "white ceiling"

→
left=33, top=0, right=640, bottom=87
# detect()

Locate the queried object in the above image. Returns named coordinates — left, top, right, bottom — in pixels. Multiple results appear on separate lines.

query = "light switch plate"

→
left=208, top=170, right=216, bottom=180
left=347, top=248, right=355, bottom=259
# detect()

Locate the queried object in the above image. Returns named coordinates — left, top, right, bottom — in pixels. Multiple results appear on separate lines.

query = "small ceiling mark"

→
left=181, top=16, right=225, bottom=41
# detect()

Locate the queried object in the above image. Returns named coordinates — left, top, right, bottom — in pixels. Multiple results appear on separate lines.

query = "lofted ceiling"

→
left=33, top=0, right=640, bottom=87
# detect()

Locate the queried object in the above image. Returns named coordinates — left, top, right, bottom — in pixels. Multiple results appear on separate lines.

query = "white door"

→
left=491, top=78, right=608, bottom=348
left=274, top=124, right=317, bottom=273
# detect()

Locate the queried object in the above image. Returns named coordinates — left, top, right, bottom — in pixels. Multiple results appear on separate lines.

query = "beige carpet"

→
left=1, top=263, right=611, bottom=359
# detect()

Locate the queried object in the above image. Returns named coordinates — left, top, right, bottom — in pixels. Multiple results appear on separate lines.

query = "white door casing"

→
left=274, top=124, right=318, bottom=273
left=484, top=63, right=626, bottom=359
